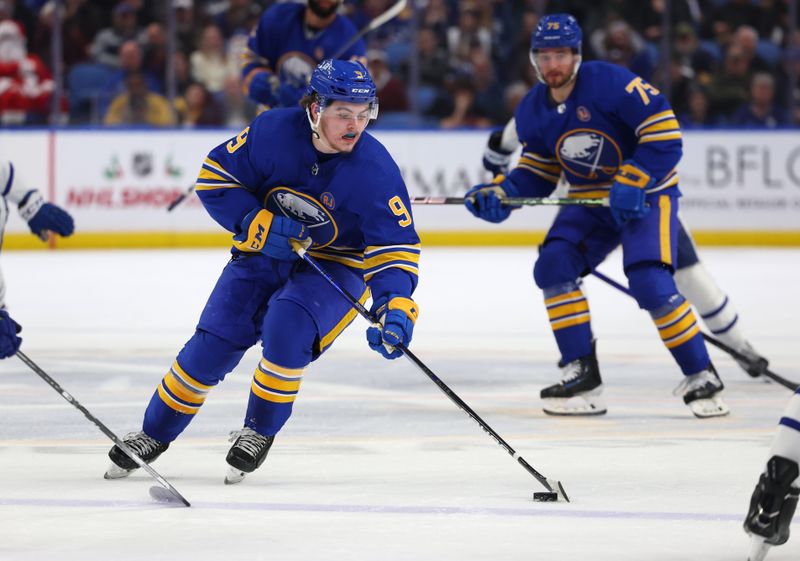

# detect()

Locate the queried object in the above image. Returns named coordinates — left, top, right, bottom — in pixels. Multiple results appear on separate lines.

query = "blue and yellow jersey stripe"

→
left=196, top=158, right=244, bottom=191
left=635, top=110, right=682, bottom=144
left=363, top=243, right=421, bottom=282
left=653, top=298, right=701, bottom=349
left=516, top=150, right=561, bottom=184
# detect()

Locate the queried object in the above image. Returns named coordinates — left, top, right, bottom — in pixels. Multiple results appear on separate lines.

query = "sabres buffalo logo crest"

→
left=555, top=128, right=622, bottom=181
left=265, top=187, right=338, bottom=248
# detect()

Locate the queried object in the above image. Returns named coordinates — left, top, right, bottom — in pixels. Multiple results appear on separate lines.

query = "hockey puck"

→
left=532, top=492, right=559, bottom=502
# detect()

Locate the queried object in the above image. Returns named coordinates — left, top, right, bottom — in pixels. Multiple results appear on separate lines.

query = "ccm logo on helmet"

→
left=351, top=88, right=371, bottom=93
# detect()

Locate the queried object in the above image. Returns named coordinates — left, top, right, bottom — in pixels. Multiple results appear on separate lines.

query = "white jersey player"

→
left=482, top=118, right=769, bottom=378
left=0, top=160, right=74, bottom=358
left=744, top=389, right=800, bottom=560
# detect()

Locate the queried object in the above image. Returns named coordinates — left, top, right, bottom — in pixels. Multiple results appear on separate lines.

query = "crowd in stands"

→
left=0, top=0, right=797, bottom=129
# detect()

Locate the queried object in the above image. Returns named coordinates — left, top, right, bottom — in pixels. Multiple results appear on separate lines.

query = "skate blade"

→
left=688, top=396, right=730, bottom=418
left=104, top=462, right=135, bottom=480
left=543, top=395, right=607, bottom=416
left=747, top=536, right=771, bottom=561
left=224, top=466, right=246, bottom=485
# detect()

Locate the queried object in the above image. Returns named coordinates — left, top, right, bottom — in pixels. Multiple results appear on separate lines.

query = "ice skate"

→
left=541, top=348, right=606, bottom=416
left=104, top=431, right=169, bottom=479
left=734, top=341, right=769, bottom=378
left=673, top=363, right=729, bottom=418
left=224, top=427, right=275, bottom=484
left=744, top=455, right=799, bottom=558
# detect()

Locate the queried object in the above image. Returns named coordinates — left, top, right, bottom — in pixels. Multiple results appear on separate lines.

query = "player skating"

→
left=482, top=118, right=769, bottom=379
left=105, top=59, right=420, bottom=484
left=465, top=14, right=727, bottom=418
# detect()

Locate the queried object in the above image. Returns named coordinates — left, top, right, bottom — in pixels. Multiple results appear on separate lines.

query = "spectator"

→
left=468, top=46, right=505, bottom=125
left=728, top=25, right=773, bottom=73
left=366, top=49, right=407, bottom=113
left=31, top=0, right=92, bottom=69
left=673, top=22, right=716, bottom=85
left=213, top=0, right=259, bottom=40
left=103, top=71, right=175, bottom=126
left=446, top=2, right=492, bottom=65
left=104, top=40, right=162, bottom=101
left=439, top=70, right=491, bottom=129
left=730, top=72, right=789, bottom=128
left=420, top=0, right=450, bottom=46
left=592, top=19, right=655, bottom=82
left=501, top=80, right=528, bottom=123
left=89, top=1, right=141, bottom=67
left=174, top=0, right=198, bottom=56
left=190, top=24, right=229, bottom=96
left=176, top=82, right=224, bottom=127
left=707, top=44, right=752, bottom=121
left=0, top=19, right=58, bottom=124
left=141, top=22, right=167, bottom=85
left=677, top=84, right=716, bottom=128
left=220, top=73, right=256, bottom=128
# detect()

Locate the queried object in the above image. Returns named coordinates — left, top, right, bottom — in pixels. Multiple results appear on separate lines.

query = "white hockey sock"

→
left=674, top=262, right=747, bottom=349
left=768, top=392, right=800, bottom=486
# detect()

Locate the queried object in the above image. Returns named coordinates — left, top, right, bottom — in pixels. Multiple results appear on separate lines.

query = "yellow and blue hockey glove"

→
left=609, top=160, right=654, bottom=225
left=366, top=295, right=419, bottom=360
left=247, top=71, right=279, bottom=106
left=482, top=130, right=514, bottom=176
left=464, top=175, right=520, bottom=224
left=0, top=309, right=22, bottom=359
left=233, top=208, right=311, bottom=260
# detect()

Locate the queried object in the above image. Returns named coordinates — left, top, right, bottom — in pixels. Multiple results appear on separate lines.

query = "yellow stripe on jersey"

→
left=516, top=163, right=560, bottom=183
left=638, top=131, right=682, bottom=144
left=363, top=244, right=421, bottom=281
left=547, top=299, right=589, bottom=321
left=518, top=156, right=561, bottom=174
left=639, top=118, right=680, bottom=136
left=659, top=195, right=672, bottom=265
left=635, top=110, right=675, bottom=134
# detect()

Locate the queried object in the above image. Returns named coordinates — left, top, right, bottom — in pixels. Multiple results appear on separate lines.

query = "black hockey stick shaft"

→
left=590, top=270, right=799, bottom=391
left=332, top=0, right=407, bottom=59
left=15, top=350, right=191, bottom=506
left=290, top=241, right=569, bottom=500
left=166, top=184, right=196, bottom=212
left=411, top=196, right=608, bottom=207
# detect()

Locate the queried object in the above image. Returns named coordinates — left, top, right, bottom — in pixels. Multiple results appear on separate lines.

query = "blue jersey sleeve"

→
left=350, top=155, right=420, bottom=302
left=609, top=66, right=682, bottom=181
left=195, top=119, right=273, bottom=234
left=507, top=91, right=561, bottom=197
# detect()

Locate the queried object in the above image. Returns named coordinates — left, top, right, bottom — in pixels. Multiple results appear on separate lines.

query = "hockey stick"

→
left=290, top=240, right=569, bottom=501
left=332, top=0, right=408, bottom=59
left=166, top=184, right=196, bottom=212
left=411, top=196, right=608, bottom=207
left=15, top=350, right=191, bottom=507
left=589, top=270, right=800, bottom=391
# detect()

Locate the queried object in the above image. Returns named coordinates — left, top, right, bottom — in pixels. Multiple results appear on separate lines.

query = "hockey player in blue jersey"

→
left=482, top=120, right=769, bottom=380
left=105, top=59, right=421, bottom=483
left=242, top=0, right=366, bottom=111
left=744, top=389, right=800, bottom=561
left=465, top=13, right=728, bottom=418
left=0, top=160, right=74, bottom=359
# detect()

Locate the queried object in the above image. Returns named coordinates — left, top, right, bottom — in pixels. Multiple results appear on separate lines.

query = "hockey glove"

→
left=233, top=208, right=311, bottom=261
left=0, top=309, right=22, bottom=359
left=247, top=71, right=279, bottom=106
left=19, top=192, right=75, bottom=240
left=609, top=160, right=654, bottom=225
left=482, top=129, right=513, bottom=176
left=464, top=175, right=521, bottom=224
left=366, top=295, right=419, bottom=360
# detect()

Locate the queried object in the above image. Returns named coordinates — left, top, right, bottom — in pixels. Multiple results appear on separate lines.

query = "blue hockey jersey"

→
left=242, top=3, right=366, bottom=95
left=195, top=107, right=420, bottom=301
left=508, top=61, right=682, bottom=200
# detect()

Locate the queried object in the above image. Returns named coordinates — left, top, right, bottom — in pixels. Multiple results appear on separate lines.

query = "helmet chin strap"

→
left=306, top=104, right=323, bottom=139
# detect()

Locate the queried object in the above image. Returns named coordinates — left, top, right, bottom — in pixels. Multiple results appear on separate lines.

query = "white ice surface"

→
left=1, top=247, right=798, bottom=561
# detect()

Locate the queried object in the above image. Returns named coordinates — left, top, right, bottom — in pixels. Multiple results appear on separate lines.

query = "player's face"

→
left=533, top=47, right=577, bottom=89
left=316, top=101, right=371, bottom=153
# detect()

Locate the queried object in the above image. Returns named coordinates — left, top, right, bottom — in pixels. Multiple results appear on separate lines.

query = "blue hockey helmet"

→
left=307, top=59, right=378, bottom=108
left=530, top=13, right=583, bottom=53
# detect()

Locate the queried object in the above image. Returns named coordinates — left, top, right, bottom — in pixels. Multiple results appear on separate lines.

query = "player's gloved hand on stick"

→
left=19, top=191, right=75, bottom=240
left=247, top=71, right=279, bottom=106
left=464, top=175, right=521, bottom=224
left=233, top=208, right=311, bottom=260
left=0, top=309, right=22, bottom=359
left=366, top=295, right=419, bottom=360
left=482, top=129, right=514, bottom=176
left=609, top=160, right=653, bottom=225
